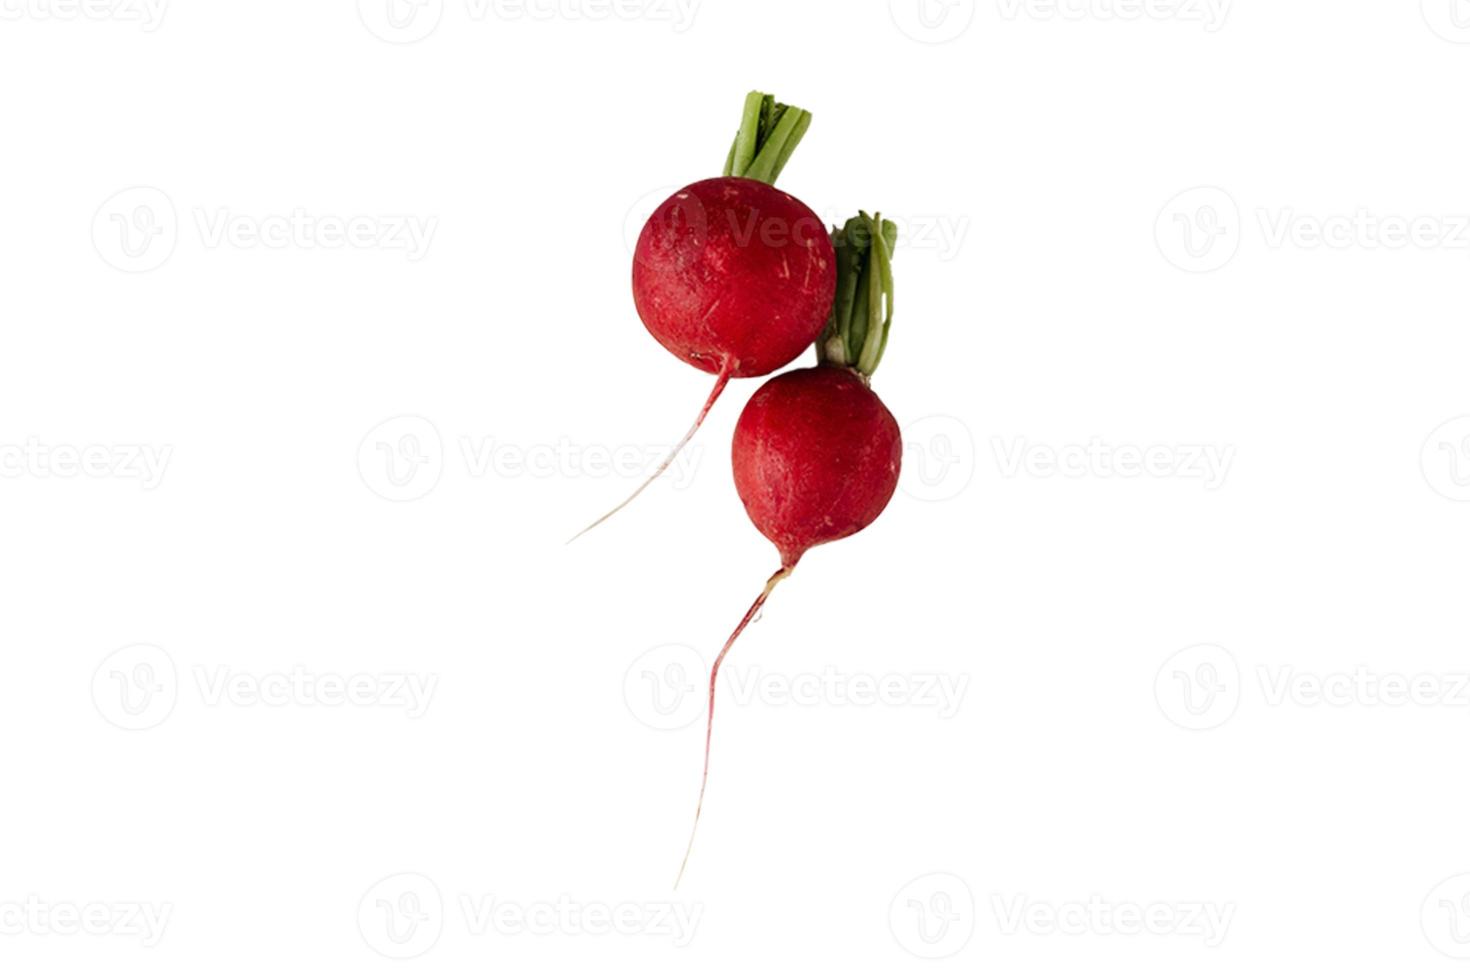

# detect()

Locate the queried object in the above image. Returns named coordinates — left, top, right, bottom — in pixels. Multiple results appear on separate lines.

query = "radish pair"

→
left=578, top=93, right=903, bottom=883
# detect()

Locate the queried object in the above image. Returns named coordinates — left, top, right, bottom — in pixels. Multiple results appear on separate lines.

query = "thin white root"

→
left=567, top=364, right=733, bottom=545
left=674, top=565, right=794, bottom=889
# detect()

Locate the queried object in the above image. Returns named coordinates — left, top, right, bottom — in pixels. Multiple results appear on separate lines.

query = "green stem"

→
left=727, top=92, right=765, bottom=179
left=818, top=212, right=898, bottom=380
left=722, top=91, right=813, bottom=186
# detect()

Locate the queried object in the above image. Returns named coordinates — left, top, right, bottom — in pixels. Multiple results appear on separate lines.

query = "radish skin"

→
left=633, top=178, right=835, bottom=381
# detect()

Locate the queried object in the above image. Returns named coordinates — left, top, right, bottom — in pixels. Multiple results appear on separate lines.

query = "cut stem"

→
left=817, top=213, right=898, bottom=380
left=674, top=564, right=795, bottom=888
left=566, top=362, right=733, bottom=544
left=723, top=91, right=813, bottom=186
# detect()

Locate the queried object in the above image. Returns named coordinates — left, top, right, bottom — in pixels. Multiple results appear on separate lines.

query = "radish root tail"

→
left=567, top=361, right=734, bottom=545
left=674, top=564, right=794, bottom=889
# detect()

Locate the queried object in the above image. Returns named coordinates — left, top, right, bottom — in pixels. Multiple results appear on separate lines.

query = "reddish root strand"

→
left=674, top=564, right=794, bottom=889
left=567, top=361, right=734, bottom=545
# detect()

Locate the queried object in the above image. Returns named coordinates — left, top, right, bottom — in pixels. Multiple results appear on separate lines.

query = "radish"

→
left=572, top=92, right=836, bottom=540
left=676, top=213, right=902, bottom=884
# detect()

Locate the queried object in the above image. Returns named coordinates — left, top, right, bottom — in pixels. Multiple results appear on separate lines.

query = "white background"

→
left=3, top=0, right=1470, bottom=975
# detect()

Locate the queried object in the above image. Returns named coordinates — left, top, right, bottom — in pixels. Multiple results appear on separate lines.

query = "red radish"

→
left=730, top=367, right=902, bottom=567
left=572, top=92, right=835, bottom=541
left=676, top=213, right=902, bottom=885
left=633, top=177, right=835, bottom=381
